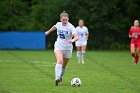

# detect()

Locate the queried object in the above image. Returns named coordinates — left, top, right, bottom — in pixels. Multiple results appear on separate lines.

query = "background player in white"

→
left=75, top=19, right=89, bottom=64
left=45, top=11, right=78, bottom=86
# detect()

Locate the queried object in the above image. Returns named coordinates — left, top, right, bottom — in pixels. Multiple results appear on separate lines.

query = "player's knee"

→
left=131, top=53, right=135, bottom=57
left=81, top=51, right=85, bottom=54
left=57, top=59, right=63, bottom=64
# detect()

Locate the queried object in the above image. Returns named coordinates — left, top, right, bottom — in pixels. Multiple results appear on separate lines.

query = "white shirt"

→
left=76, top=26, right=88, bottom=42
left=54, top=22, right=77, bottom=50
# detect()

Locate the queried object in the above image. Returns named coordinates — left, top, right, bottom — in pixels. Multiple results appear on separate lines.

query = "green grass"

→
left=0, top=50, right=140, bottom=93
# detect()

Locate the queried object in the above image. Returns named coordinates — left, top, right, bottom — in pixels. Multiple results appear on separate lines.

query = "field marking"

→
left=0, top=59, right=20, bottom=62
left=0, top=59, right=55, bottom=64
left=0, top=59, right=55, bottom=67
left=6, top=51, right=54, bottom=79
left=35, top=64, right=54, bottom=67
left=32, top=61, right=56, bottom=64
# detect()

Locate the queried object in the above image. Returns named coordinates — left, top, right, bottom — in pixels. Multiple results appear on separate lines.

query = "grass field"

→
left=0, top=50, right=140, bottom=93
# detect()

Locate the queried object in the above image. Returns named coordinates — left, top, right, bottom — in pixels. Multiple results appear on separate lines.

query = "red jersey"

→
left=129, top=27, right=140, bottom=40
left=129, top=26, right=140, bottom=48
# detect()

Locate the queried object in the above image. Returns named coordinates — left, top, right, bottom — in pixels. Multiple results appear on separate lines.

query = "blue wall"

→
left=0, top=32, right=46, bottom=49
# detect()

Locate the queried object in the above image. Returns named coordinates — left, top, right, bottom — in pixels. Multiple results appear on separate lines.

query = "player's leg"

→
left=54, top=50, right=63, bottom=85
left=130, top=45, right=135, bottom=57
left=76, top=46, right=82, bottom=63
left=60, top=50, right=72, bottom=82
left=60, top=58, right=69, bottom=82
left=81, top=45, right=87, bottom=64
left=130, top=44, right=136, bottom=64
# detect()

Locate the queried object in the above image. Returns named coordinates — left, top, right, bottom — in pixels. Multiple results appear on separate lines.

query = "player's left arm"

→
left=86, top=27, right=89, bottom=40
left=68, top=34, right=78, bottom=44
left=86, top=32, right=89, bottom=40
left=68, top=26, right=79, bottom=44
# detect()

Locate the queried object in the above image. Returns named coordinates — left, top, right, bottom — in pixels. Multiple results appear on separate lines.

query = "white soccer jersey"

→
left=76, top=26, right=88, bottom=43
left=54, top=22, right=77, bottom=50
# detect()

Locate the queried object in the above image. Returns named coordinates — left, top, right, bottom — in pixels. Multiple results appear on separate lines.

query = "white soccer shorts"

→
left=54, top=46, right=72, bottom=58
left=75, top=41, right=87, bottom=46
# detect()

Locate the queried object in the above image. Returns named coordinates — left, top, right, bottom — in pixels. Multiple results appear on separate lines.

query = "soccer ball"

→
left=71, top=78, right=81, bottom=87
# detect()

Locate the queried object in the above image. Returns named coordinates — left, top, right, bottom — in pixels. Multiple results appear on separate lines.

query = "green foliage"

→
left=0, top=0, right=140, bottom=49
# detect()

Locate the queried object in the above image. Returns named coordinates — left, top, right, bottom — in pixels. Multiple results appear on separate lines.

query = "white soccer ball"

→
left=71, top=78, right=81, bottom=87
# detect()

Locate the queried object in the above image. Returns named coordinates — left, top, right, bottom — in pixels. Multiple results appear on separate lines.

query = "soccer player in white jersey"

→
left=45, top=11, right=78, bottom=86
left=75, top=19, right=89, bottom=64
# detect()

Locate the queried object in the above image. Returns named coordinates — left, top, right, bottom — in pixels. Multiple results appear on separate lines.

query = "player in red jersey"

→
left=129, top=20, right=140, bottom=64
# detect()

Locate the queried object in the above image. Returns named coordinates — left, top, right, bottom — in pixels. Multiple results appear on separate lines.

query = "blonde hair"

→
left=134, top=20, right=139, bottom=22
left=79, top=19, right=84, bottom=22
left=60, top=11, right=69, bottom=18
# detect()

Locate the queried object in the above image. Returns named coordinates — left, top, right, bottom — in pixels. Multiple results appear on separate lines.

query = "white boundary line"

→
left=0, top=59, right=56, bottom=65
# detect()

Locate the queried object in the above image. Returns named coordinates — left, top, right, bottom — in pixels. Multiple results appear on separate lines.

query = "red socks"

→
left=131, top=53, right=139, bottom=64
left=135, top=55, right=139, bottom=64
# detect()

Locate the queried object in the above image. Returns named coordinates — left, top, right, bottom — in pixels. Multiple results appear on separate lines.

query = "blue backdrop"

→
left=0, top=32, right=46, bottom=49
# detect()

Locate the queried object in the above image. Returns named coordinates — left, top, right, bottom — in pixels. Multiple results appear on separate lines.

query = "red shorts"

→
left=130, top=39, right=140, bottom=48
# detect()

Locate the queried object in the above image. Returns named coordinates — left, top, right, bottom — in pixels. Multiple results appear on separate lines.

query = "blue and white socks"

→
left=81, top=51, right=85, bottom=64
left=77, top=51, right=85, bottom=64
left=77, top=51, right=81, bottom=63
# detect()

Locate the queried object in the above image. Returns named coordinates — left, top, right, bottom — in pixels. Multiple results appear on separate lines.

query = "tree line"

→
left=0, top=0, right=140, bottom=50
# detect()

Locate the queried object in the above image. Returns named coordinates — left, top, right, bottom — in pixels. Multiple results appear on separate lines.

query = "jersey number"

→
left=81, top=34, right=83, bottom=37
left=59, top=34, right=65, bottom=39
left=59, top=31, right=68, bottom=39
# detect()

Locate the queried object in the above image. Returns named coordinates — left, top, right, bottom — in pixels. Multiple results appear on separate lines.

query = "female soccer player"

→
left=75, top=19, right=89, bottom=64
left=129, top=20, right=140, bottom=64
left=45, top=11, right=78, bottom=85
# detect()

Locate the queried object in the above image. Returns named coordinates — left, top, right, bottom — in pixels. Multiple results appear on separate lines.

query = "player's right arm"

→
left=129, top=26, right=133, bottom=38
left=45, top=26, right=57, bottom=35
left=129, top=34, right=133, bottom=38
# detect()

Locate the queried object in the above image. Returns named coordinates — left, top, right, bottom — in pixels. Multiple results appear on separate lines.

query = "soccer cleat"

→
left=55, top=79, right=60, bottom=86
left=60, top=77, right=63, bottom=83
left=82, top=60, right=84, bottom=64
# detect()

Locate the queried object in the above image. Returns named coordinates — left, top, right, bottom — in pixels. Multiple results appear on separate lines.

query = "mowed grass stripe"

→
left=0, top=50, right=140, bottom=93
left=6, top=51, right=54, bottom=79
left=87, top=53, right=135, bottom=86
left=86, top=51, right=139, bottom=92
